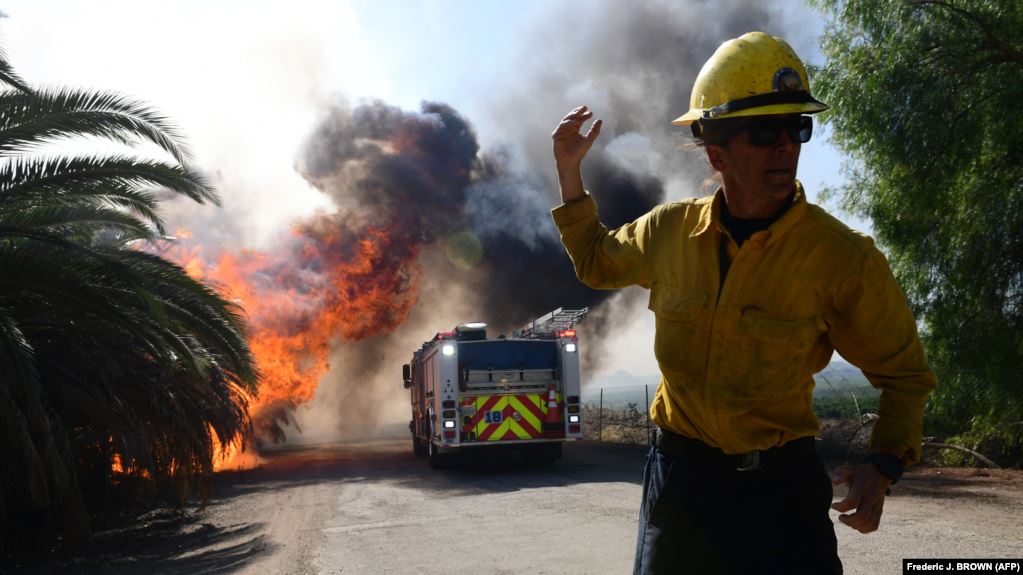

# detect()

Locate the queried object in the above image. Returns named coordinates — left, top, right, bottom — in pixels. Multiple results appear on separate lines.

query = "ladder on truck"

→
left=516, top=307, right=588, bottom=339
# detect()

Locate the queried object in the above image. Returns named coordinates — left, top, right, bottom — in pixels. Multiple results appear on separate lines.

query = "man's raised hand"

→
left=552, top=105, right=602, bottom=170
left=552, top=106, right=602, bottom=203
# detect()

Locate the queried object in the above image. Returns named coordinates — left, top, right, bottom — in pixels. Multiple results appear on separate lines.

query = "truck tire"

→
left=413, top=436, right=427, bottom=456
left=428, top=440, right=448, bottom=469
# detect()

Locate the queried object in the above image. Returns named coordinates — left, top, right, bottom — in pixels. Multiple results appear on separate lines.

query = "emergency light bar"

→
left=559, top=329, right=577, bottom=338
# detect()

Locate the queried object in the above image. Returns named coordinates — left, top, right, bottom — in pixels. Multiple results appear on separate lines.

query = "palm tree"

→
left=0, top=47, right=258, bottom=546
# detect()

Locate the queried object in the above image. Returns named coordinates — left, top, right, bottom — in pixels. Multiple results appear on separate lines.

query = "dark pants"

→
left=633, top=443, right=843, bottom=575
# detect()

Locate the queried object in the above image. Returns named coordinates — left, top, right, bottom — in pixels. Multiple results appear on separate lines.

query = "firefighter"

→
left=550, top=32, right=936, bottom=574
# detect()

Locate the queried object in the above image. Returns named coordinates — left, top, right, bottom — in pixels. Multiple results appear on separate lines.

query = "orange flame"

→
left=168, top=218, right=422, bottom=470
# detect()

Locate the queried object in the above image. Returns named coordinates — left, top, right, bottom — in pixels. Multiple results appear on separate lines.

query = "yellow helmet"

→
left=672, top=31, right=828, bottom=126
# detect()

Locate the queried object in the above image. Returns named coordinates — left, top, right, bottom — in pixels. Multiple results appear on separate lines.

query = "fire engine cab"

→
left=403, top=308, right=587, bottom=468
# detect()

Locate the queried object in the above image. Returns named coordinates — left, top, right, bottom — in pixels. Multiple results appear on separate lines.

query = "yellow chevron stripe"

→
left=507, top=418, right=532, bottom=439
left=475, top=396, right=509, bottom=441
left=509, top=395, right=542, bottom=435
left=474, top=395, right=547, bottom=441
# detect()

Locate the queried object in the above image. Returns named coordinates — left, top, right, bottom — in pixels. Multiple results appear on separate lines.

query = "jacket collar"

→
left=690, top=180, right=808, bottom=241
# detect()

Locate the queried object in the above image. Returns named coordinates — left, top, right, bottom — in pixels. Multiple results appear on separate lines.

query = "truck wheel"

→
left=413, top=436, right=427, bottom=456
left=428, top=440, right=447, bottom=469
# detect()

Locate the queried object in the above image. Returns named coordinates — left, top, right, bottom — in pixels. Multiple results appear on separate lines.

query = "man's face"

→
left=706, top=114, right=803, bottom=214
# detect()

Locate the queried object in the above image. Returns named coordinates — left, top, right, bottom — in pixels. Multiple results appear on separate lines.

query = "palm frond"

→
left=0, top=306, right=37, bottom=388
left=0, top=179, right=164, bottom=232
left=0, top=45, right=32, bottom=94
left=0, top=205, right=155, bottom=241
left=0, top=88, right=190, bottom=163
left=0, top=244, right=194, bottom=370
left=0, top=154, right=218, bottom=209
left=0, top=381, right=53, bottom=505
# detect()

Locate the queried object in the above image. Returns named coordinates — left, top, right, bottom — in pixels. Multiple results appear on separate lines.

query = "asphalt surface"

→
left=9, top=438, right=1022, bottom=574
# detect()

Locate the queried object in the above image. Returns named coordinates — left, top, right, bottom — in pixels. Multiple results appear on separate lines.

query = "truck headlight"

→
left=442, top=344, right=455, bottom=356
left=565, top=343, right=577, bottom=353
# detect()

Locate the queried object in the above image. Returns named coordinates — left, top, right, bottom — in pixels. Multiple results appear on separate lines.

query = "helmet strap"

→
left=702, top=91, right=821, bottom=119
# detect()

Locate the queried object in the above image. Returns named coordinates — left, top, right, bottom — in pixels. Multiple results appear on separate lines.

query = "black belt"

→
left=652, top=427, right=816, bottom=472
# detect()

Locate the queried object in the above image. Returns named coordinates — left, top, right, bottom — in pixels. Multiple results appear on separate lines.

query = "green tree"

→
left=811, top=0, right=1023, bottom=463
left=0, top=49, right=259, bottom=545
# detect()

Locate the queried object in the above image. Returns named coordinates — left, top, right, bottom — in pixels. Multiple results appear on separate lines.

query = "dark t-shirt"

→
left=718, top=193, right=794, bottom=284
left=720, top=194, right=793, bottom=248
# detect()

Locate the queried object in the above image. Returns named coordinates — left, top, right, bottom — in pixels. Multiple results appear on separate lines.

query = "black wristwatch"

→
left=863, top=452, right=904, bottom=484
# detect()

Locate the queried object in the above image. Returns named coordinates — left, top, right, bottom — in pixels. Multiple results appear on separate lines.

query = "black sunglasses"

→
left=695, top=115, right=813, bottom=146
left=744, top=116, right=813, bottom=147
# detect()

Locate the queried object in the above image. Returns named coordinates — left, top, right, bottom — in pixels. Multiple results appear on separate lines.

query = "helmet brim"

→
left=672, top=101, right=829, bottom=126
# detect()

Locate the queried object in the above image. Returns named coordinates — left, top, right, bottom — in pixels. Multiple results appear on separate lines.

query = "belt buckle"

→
left=736, top=450, right=761, bottom=471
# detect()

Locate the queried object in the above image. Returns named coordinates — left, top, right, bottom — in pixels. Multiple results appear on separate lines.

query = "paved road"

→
left=213, top=439, right=1023, bottom=575
left=17, top=438, right=1021, bottom=574
left=213, top=439, right=646, bottom=575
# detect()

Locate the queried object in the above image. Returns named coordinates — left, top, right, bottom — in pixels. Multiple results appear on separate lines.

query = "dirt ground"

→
left=3, top=440, right=1021, bottom=575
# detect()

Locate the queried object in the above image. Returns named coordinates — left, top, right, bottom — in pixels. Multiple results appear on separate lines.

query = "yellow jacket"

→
left=552, top=184, right=936, bottom=463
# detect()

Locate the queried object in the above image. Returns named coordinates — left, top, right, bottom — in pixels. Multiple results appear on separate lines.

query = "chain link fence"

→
left=581, top=363, right=882, bottom=460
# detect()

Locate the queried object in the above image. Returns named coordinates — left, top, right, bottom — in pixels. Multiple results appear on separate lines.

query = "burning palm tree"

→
left=0, top=44, right=258, bottom=547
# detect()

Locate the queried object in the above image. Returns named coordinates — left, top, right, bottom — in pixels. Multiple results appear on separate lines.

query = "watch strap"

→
left=862, top=452, right=904, bottom=484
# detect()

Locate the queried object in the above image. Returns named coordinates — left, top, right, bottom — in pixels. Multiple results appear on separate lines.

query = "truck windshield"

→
left=457, top=340, right=558, bottom=370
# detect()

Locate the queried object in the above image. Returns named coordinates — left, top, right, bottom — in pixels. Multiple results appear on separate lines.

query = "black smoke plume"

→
left=297, top=99, right=662, bottom=336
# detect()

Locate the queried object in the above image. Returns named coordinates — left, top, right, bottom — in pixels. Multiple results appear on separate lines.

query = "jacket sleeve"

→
left=551, top=192, right=655, bottom=290
left=826, top=242, right=937, bottom=464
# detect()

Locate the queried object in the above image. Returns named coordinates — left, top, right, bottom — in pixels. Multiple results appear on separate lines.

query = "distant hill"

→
left=586, top=370, right=660, bottom=390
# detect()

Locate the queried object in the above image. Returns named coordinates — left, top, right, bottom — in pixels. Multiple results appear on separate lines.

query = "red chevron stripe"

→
left=514, top=415, right=540, bottom=438
left=477, top=396, right=507, bottom=442
left=478, top=418, right=500, bottom=441
left=491, top=403, right=518, bottom=441
left=467, top=396, right=501, bottom=430
left=516, top=394, right=544, bottom=422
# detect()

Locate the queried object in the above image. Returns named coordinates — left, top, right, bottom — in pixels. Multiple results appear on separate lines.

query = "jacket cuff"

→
left=869, top=417, right=924, bottom=465
left=551, top=192, right=597, bottom=228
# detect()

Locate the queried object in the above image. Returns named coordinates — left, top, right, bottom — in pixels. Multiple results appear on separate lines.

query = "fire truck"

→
left=403, top=308, right=587, bottom=468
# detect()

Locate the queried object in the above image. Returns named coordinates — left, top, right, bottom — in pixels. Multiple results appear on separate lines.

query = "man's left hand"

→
left=830, top=462, right=892, bottom=533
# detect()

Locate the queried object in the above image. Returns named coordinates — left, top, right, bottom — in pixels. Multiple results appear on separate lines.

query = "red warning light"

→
left=559, top=329, right=577, bottom=338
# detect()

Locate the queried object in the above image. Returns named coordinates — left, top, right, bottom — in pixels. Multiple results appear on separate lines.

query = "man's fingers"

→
left=831, top=470, right=862, bottom=512
left=554, top=115, right=590, bottom=134
left=552, top=106, right=600, bottom=168
left=562, top=108, right=593, bottom=124
left=832, top=463, right=888, bottom=533
left=830, top=494, right=857, bottom=513
left=553, top=114, right=600, bottom=145
left=552, top=114, right=594, bottom=139
left=838, top=511, right=869, bottom=533
left=838, top=509, right=881, bottom=534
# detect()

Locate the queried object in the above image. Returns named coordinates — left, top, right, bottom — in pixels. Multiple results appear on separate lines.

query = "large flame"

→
left=170, top=218, right=422, bottom=469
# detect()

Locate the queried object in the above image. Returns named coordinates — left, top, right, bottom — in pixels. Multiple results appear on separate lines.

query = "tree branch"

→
left=909, top=0, right=1023, bottom=67
left=922, top=441, right=1000, bottom=468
